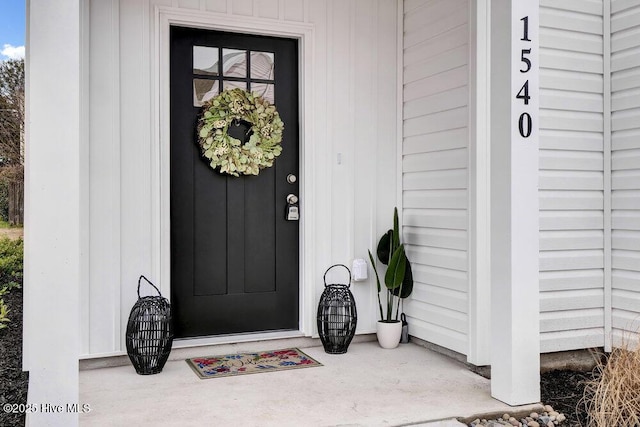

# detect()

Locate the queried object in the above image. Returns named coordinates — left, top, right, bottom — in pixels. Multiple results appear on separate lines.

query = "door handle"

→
left=286, top=194, right=299, bottom=221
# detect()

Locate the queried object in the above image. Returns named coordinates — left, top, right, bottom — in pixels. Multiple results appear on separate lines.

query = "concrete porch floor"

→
left=80, top=341, right=541, bottom=426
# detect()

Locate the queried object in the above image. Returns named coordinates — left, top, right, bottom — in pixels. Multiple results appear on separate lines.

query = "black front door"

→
left=170, top=27, right=299, bottom=338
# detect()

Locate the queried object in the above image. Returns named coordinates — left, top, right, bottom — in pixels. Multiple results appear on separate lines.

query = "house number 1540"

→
left=517, top=16, right=532, bottom=138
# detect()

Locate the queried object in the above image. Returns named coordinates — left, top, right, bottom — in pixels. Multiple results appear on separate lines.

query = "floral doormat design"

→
left=186, top=348, right=322, bottom=379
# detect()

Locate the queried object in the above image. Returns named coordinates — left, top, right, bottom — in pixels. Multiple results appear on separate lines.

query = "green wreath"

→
left=197, top=88, right=284, bottom=177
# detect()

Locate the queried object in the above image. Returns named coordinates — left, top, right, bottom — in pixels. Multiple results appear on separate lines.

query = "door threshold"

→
left=168, top=330, right=318, bottom=361
left=173, top=329, right=307, bottom=349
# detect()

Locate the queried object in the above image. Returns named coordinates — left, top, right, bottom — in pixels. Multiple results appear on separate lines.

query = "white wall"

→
left=401, top=0, right=470, bottom=355
left=538, top=0, right=606, bottom=352
left=611, top=0, right=640, bottom=347
left=83, top=0, right=398, bottom=357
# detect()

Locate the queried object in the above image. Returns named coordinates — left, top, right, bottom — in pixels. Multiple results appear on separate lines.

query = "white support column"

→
left=24, top=0, right=83, bottom=425
left=489, top=0, right=540, bottom=405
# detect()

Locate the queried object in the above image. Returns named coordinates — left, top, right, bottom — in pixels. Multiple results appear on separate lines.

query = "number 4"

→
left=516, top=80, right=530, bottom=105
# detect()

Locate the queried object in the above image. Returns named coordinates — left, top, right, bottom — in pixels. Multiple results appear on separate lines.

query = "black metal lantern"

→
left=125, top=275, right=174, bottom=375
left=317, top=264, right=357, bottom=354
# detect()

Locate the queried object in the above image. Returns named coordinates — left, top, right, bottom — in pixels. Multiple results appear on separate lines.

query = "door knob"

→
left=286, top=194, right=299, bottom=221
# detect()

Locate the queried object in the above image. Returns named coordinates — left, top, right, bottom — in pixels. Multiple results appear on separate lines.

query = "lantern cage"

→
left=317, top=264, right=358, bottom=354
left=125, top=275, right=174, bottom=375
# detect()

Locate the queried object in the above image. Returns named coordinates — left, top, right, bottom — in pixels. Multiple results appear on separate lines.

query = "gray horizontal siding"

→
left=611, top=0, right=640, bottom=348
left=401, top=0, right=469, bottom=355
left=539, top=1, right=606, bottom=353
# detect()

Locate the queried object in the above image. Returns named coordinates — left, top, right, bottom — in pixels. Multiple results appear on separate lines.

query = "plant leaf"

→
left=392, top=207, right=400, bottom=252
left=376, top=230, right=393, bottom=265
left=368, top=250, right=382, bottom=294
left=368, top=250, right=386, bottom=320
left=391, top=259, right=413, bottom=298
left=384, top=245, right=406, bottom=290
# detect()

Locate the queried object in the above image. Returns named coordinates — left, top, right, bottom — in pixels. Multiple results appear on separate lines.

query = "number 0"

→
left=519, top=113, right=532, bottom=138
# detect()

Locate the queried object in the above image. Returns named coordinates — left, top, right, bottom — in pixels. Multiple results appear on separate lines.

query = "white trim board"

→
left=153, top=6, right=315, bottom=338
left=468, top=0, right=491, bottom=366
left=395, top=0, right=403, bottom=213
left=603, top=0, right=612, bottom=353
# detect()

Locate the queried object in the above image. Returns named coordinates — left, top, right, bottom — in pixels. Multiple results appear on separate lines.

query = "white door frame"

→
left=152, top=6, right=316, bottom=342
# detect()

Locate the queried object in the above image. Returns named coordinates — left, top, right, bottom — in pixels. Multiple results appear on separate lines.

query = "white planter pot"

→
left=376, top=320, right=402, bottom=349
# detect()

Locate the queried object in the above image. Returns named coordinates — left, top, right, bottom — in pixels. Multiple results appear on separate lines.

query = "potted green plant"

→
left=368, top=207, right=413, bottom=349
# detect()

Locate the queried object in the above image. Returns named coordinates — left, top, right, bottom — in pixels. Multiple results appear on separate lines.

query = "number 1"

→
left=520, top=16, right=530, bottom=41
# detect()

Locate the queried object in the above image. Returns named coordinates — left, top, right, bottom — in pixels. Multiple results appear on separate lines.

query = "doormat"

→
left=186, top=348, right=322, bottom=379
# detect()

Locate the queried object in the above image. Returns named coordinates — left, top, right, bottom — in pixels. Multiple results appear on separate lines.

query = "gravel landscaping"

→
left=468, top=406, right=568, bottom=427
left=541, top=370, right=591, bottom=426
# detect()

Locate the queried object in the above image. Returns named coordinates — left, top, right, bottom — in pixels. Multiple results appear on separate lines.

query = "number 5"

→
left=520, top=48, right=531, bottom=73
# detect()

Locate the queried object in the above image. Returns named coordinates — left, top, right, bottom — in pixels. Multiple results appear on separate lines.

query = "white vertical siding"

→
left=83, top=0, right=398, bottom=356
left=611, top=0, right=640, bottom=347
left=402, top=0, right=470, bottom=355
left=539, top=1, right=606, bottom=352
left=86, top=0, right=121, bottom=355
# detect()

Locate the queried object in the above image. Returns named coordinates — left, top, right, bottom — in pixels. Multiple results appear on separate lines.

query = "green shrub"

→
left=0, top=237, right=22, bottom=288
left=0, top=299, right=9, bottom=330
left=0, top=238, right=21, bottom=331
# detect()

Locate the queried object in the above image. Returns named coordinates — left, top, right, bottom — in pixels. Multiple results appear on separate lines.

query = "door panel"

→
left=170, top=27, right=299, bottom=338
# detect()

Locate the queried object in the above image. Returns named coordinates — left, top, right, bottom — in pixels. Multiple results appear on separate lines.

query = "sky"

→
left=0, top=0, right=26, bottom=60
